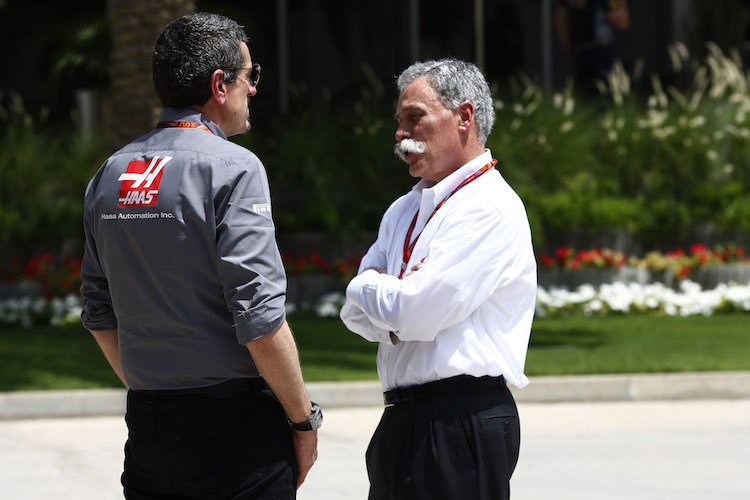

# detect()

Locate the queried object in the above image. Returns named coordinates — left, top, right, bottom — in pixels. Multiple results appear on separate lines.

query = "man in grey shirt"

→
left=80, top=12, right=320, bottom=499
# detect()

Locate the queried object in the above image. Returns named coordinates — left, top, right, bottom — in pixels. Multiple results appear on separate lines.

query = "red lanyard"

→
left=156, top=120, right=214, bottom=134
left=398, top=159, right=497, bottom=279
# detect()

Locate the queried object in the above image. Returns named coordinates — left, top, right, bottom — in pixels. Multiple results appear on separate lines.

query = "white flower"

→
left=563, top=97, right=575, bottom=116
left=535, top=279, right=750, bottom=317
left=315, top=301, right=341, bottom=318
left=314, top=292, right=346, bottom=318
left=553, top=93, right=563, bottom=109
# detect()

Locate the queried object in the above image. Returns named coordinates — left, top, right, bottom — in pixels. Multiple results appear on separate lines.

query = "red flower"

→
left=11, top=252, right=83, bottom=297
left=294, top=255, right=307, bottom=274
left=678, top=264, right=693, bottom=277
left=309, top=252, right=331, bottom=273
left=540, top=254, right=557, bottom=268
left=689, top=243, right=708, bottom=255
left=555, top=246, right=572, bottom=259
left=576, top=250, right=592, bottom=262
left=334, top=261, right=351, bottom=273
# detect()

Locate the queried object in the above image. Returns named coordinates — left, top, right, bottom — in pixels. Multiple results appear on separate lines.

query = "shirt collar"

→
left=411, top=149, right=493, bottom=209
left=157, top=108, right=227, bottom=140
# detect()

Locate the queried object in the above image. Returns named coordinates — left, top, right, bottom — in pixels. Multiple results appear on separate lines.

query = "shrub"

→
left=0, top=94, right=107, bottom=255
left=3, top=44, right=750, bottom=262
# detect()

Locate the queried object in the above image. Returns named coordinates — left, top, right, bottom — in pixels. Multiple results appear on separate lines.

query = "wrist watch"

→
left=288, top=401, right=323, bottom=431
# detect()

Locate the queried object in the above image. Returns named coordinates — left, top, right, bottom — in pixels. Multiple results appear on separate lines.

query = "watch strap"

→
left=288, top=402, right=322, bottom=431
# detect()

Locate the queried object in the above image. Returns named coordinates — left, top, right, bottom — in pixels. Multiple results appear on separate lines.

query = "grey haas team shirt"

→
left=80, top=108, right=287, bottom=390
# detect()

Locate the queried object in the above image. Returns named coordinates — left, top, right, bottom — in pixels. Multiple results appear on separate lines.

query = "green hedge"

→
left=0, top=94, right=107, bottom=256
left=3, top=44, right=750, bottom=259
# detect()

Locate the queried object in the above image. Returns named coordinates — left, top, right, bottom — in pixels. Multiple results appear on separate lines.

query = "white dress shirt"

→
left=340, top=150, right=537, bottom=390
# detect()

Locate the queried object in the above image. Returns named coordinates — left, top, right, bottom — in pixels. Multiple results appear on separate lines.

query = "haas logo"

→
left=118, top=156, right=172, bottom=207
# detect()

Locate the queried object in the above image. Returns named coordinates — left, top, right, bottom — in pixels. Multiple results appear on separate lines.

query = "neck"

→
left=432, top=144, right=487, bottom=183
left=460, top=143, right=488, bottom=165
left=191, top=102, right=224, bottom=133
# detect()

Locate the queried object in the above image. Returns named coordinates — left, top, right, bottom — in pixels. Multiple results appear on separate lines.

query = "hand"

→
left=292, top=429, right=318, bottom=489
left=405, top=258, right=426, bottom=277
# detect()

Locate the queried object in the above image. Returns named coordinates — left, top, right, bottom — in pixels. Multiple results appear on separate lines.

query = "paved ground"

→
left=1, top=398, right=748, bottom=499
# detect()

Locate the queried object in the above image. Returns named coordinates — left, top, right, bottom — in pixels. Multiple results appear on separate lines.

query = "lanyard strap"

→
left=399, top=159, right=497, bottom=279
left=156, top=120, right=214, bottom=135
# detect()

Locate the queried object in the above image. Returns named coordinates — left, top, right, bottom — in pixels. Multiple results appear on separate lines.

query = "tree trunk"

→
left=105, top=0, right=195, bottom=149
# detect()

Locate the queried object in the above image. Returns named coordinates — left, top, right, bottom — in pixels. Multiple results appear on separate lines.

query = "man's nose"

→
left=395, top=124, right=409, bottom=141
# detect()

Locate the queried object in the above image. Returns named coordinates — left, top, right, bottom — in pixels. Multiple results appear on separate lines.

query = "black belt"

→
left=131, top=377, right=267, bottom=397
left=383, top=374, right=505, bottom=407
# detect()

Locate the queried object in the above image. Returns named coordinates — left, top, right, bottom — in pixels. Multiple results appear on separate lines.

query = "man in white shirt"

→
left=339, top=58, right=537, bottom=499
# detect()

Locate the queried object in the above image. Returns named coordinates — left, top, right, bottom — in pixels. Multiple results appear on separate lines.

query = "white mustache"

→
left=393, top=139, right=425, bottom=162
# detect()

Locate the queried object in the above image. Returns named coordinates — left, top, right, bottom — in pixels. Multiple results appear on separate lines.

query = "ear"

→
left=209, top=69, right=228, bottom=104
left=457, top=101, right=475, bottom=133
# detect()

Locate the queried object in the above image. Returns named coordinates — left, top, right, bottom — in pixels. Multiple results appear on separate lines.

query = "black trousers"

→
left=122, top=379, right=297, bottom=500
left=367, top=375, right=520, bottom=500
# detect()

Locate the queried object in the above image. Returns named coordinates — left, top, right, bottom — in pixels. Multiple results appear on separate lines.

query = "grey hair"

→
left=396, top=58, right=494, bottom=144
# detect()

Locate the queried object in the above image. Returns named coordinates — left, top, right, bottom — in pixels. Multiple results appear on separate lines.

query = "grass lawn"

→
left=1, top=314, right=749, bottom=391
left=525, top=314, right=750, bottom=375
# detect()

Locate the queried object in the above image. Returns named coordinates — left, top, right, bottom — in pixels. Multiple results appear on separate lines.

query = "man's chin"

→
left=408, top=162, right=422, bottom=178
left=237, top=121, right=251, bottom=136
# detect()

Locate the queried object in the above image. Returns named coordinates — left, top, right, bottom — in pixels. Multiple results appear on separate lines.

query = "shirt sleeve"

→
left=344, top=204, right=534, bottom=342
left=339, top=299, right=394, bottom=343
left=214, top=157, right=287, bottom=345
left=80, top=183, right=118, bottom=331
left=339, top=209, right=395, bottom=344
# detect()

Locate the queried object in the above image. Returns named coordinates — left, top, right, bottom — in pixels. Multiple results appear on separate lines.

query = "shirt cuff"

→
left=345, top=268, right=383, bottom=306
left=339, top=302, right=394, bottom=344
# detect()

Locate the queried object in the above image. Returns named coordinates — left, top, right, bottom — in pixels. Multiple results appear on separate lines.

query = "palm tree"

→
left=106, top=0, right=195, bottom=149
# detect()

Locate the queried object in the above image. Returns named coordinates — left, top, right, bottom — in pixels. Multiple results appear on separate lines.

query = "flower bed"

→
left=539, top=243, right=749, bottom=289
left=2, top=245, right=749, bottom=327
left=0, top=294, right=82, bottom=328
left=312, top=278, right=750, bottom=320
left=0, top=252, right=84, bottom=327
left=0, top=252, right=82, bottom=300
left=536, top=280, right=750, bottom=318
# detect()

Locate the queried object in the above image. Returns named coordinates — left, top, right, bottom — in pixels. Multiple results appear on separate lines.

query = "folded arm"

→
left=344, top=208, right=531, bottom=342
